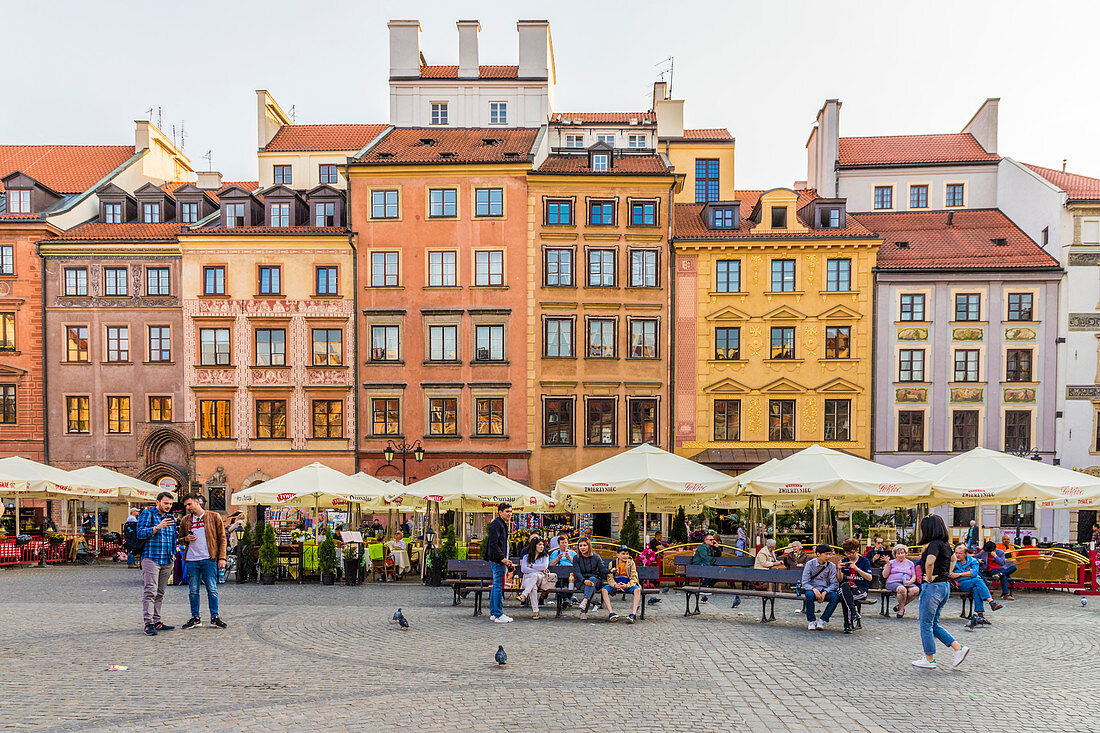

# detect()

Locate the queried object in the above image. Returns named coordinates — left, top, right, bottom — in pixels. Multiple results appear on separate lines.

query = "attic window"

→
left=438, top=151, right=457, bottom=159
left=991, top=238, right=1008, bottom=246
left=419, top=138, right=436, bottom=146
left=481, top=138, right=500, bottom=146
left=591, top=153, right=610, bottom=172
left=709, top=207, right=737, bottom=229
left=375, top=152, right=394, bottom=159
left=818, top=207, right=841, bottom=228
left=7, top=189, right=30, bottom=214
left=896, top=241, right=910, bottom=248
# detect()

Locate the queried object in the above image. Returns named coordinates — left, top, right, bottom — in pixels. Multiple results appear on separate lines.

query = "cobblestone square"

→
left=1, top=565, right=1097, bottom=732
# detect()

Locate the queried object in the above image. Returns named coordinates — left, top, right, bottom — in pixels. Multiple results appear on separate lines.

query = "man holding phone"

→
left=136, top=492, right=178, bottom=636
left=179, top=494, right=227, bottom=630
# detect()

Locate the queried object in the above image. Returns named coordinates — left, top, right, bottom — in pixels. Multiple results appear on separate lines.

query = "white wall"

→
left=996, top=159, right=1065, bottom=261
left=257, top=152, right=354, bottom=190
left=389, top=81, right=550, bottom=128
left=839, top=164, right=998, bottom=213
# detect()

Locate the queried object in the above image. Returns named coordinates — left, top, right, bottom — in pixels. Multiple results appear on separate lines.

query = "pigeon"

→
left=495, top=645, right=507, bottom=666
left=732, top=596, right=742, bottom=608
left=661, top=586, right=670, bottom=594
left=392, top=608, right=402, bottom=623
left=647, top=597, right=661, bottom=605
left=395, top=609, right=409, bottom=629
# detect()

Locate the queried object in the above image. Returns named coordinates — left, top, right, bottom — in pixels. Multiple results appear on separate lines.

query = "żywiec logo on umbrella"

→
left=962, top=489, right=994, bottom=497
left=583, top=483, right=616, bottom=493
left=778, top=484, right=809, bottom=494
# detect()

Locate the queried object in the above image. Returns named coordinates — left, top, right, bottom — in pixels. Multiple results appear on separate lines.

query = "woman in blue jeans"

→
left=913, top=515, right=970, bottom=670
left=573, top=538, right=606, bottom=620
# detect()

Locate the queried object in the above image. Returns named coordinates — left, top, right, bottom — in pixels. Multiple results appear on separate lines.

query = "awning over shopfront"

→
left=690, top=447, right=807, bottom=473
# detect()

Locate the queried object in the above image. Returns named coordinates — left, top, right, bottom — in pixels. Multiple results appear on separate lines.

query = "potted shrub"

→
left=15, top=534, right=32, bottom=546
left=258, top=524, right=278, bottom=585
left=619, top=502, right=641, bottom=551
left=47, top=532, right=66, bottom=546
left=318, top=527, right=337, bottom=585
left=342, top=545, right=359, bottom=586
left=671, top=507, right=689, bottom=544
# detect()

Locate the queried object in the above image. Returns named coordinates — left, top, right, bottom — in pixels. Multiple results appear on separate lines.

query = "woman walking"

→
left=913, top=515, right=969, bottom=669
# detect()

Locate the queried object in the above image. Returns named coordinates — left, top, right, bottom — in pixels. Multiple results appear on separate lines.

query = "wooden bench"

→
left=444, top=559, right=493, bottom=615
left=672, top=555, right=755, bottom=573
left=677, top=565, right=804, bottom=622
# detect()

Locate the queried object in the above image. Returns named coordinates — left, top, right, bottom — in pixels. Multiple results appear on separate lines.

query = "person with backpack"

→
left=123, top=507, right=141, bottom=568
left=136, top=492, right=178, bottom=636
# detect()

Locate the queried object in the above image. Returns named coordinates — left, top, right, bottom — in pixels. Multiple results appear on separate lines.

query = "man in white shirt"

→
left=178, top=494, right=227, bottom=629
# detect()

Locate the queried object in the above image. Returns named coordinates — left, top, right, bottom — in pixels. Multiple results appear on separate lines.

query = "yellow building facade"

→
left=672, top=188, right=881, bottom=471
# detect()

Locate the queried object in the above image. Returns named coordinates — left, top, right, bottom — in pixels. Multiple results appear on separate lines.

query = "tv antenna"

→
left=288, top=104, right=297, bottom=123
left=655, top=57, right=675, bottom=96
left=146, top=106, right=164, bottom=130
left=171, top=121, right=187, bottom=150
left=202, top=150, right=213, bottom=172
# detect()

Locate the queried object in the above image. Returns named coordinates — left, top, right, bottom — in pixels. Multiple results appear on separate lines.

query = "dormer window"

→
left=270, top=203, right=291, bottom=228
left=7, top=190, right=30, bottom=214
left=314, top=202, right=336, bottom=227
left=180, top=202, right=199, bottom=224
left=103, top=203, right=123, bottom=224
left=771, top=207, right=787, bottom=228
left=592, top=153, right=609, bottom=172
left=142, top=203, right=160, bottom=223
left=225, top=203, right=245, bottom=229
left=710, top=207, right=737, bottom=229
left=819, top=208, right=840, bottom=228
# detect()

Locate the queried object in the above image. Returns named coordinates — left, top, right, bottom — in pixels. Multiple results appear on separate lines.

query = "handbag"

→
left=538, top=572, right=558, bottom=590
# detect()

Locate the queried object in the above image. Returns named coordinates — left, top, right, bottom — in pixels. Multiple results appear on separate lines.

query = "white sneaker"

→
left=952, top=645, right=970, bottom=668
left=912, top=658, right=937, bottom=669
left=808, top=621, right=817, bottom=630
left=815, top=619, right=825, bottom=630
left=491, top=614, right=513, bottom=624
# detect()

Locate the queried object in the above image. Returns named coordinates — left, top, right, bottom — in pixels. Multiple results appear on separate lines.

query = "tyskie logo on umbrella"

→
left=682, top=482, right=709, bottom=493
left=876, top=484, right=902, bottom=494
left=1059, top=487, right=1084, bottom=497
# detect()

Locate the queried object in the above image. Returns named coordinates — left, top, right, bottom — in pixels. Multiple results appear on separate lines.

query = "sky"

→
left=4, top=0, right=1099, bottom=187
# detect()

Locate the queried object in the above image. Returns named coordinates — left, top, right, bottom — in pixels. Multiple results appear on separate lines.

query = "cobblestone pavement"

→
left=2, top=565, right=1098, bottom=732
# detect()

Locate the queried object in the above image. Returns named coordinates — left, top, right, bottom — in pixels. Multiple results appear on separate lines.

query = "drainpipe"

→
left=38, top=238, right=49, bottom=465
left=666, top=180, right=676, bottom=452
left=345, top=160, right=359, bottom=474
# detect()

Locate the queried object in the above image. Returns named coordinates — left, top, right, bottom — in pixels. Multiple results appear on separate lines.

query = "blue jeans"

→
left=577, top=574, right=602, bottom=604
left=186, top=559, right=219, bottom=618
left=803, top=589, right=838, bottom=622
left=957, top=577, right=992, bottom=614
left=918, top=581, right=955, bottom=656
left=987, top=564, right=1016, bottom=595
left=126, top=549, right=136, bottom=565
left=489, top=561, right=506, bottom=618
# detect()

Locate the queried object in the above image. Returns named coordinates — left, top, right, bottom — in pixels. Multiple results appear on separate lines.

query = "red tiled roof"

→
left=680, top=128, right=734, bottom=141
left=533, top=154, right=671, bottom=175
left=354, top=128, right=538, bottom=165
left=0, top=213, right=43, bottom=220
left=56, top=222, right=185, bottom=241
left=1024, top=163, right=1100, bottom=201
left=0, top=145, right=136, bottom=193
left=161, top=180, right=258, bottom=203
left=674, top=190, right=875, bottom=240
left=418, top=65, right=520, bottom=79
left=838, top=133, right=999, bottom=167
left=264, top=124, right=388, bottom=153
left=184, top=226, right=347, bottom=235
left=854, top=209, right=1059, bottom=270
left=549, top=112, right=656, bottom=124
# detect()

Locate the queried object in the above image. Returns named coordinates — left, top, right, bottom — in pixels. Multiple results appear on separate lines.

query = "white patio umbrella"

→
left=897, top=459, right=936, bottom=475
left=0, top=457, right=118, bottom=540
left=68, top=466, right=161, bottom=503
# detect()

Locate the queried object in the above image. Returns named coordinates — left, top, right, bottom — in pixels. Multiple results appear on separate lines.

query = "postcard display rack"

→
left=265, top=508, right=304, bottom=545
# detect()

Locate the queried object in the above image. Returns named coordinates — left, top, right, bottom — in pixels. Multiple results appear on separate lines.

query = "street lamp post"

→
left=382, top=439, right=425, bottom=485
left=1005, top=445, right=1043, bottom=545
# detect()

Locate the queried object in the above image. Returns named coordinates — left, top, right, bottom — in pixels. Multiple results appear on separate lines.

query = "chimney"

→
left=962, top=98, right=999, bottom=155
left=256, top=90, right=291, bottom=149
left=517, top=20, right=551, bottom=79
left=1063, top=159, right=1067, bottom=173
left=652, top=81, right=668, bottom=110
left=653, top=80, right=683, bottom=139
left=388, top=19, right=422, bottom=78
left=457, top=20, right=480, bottom=78
left=815, top=100, right=841, bottom=198
left=196, top=171, right=223, bottom=190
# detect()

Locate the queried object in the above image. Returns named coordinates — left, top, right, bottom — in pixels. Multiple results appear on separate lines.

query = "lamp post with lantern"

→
left=383, top=439, right=425, bottom=485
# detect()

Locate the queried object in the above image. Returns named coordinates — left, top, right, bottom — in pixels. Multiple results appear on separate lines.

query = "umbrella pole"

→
left=976, top=501, right=983, bottom=547
left=643, top=494, right=648, bottom=546
left=812, top=498, right=818, bottom=545
left=14, top=495, right=19, bottom=535
left=94, top=500, right=99, bottom=553
left=772, top=502, right=777, bottom=540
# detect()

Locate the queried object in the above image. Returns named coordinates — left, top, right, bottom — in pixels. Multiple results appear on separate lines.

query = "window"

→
left=819, top=207, right=841, bottom=228
left=475, top=324, right=505, bottom=362
left=430, top=102, right=448, bottom=125
left=899, top=349, right=925, bottom=382
left=0, top=313, right=13, bottom=350
left=199, top=328, right=231, bottom=366
left=770, top=207, right=787, bottom=228
left=146, top=267, right=169, bottom=296
left=428, top=325, right=458, bottom=361
left=769, top=400, right=795, bottom=441
left=628, top=399, right=657, bottom=445
left=66, top=396, right=90, bottom=433
left=149, top=396, right=172, bottom=422
left=106, top=326, right=129, bottom=362
left=7, top=189, right=30, bottom=213
left=545, top=318, right=573, bottom=357
left=824, top=399, right=851, bottom=441
left=873, top=186, right=893, bottom=210
left=825, top=326, right=850, bottom=359
left=273, top=165, right=292, bottom=185
left=826, top=259, right=851, bottom=291
left=623, top=134, right=645, bottom=148
left=545, top=249, right=573, bottom=286
left=203, top=266, right=225, bottom=296
left=589, top=200, right=614, bottom=225
left=770, top=259, right=795, bottom=292
left=1000, top=501, right=1035, bottom=529
left=770, top=327, right=795, bottom=359
left=545, top=199, right=573, bottom=225
left=429, top=397, right=458, bottom=436
left=427, top=251, right=456, bottom=287
left=1005, top=410, right=1031, bottom=452
left=1041, top=227, right=1049, bottom=247
left=713, top=400, right=740, bottom=441
left=371, top=252, right=399, bottom=287
left=180, top=201, right=199, bottom=224
left=224, top=203, right=245, bottom=228
left=596, top=134, right=615, bottom=146
left=711, top=207, right=736, bottom=228
left=371, top=325, right=400, bottom=362
left=475, top=398, right=505, bottom=436
left=954, top=350, right=979, bottom=382
left=587, top=319, right=616, bottom=358
left=103, top=203, right=122, bottom=224
left=255, top=329, right=286, bottom=366
left=312, top=400, right=343, bottom=439
left=564, top=135, right=583, bottom=148
left=199, top=399, right=231, bottom=439
left=429, top=188, right=457, bottom=218
left=64, top=268, right=88, bottom=296
left=544, top=398, right=574, bottom=445
left=715, top=260, right=740, bottom=292
left=1007, top=293, right=1034, bottom=321
left=489, top=102, right=507, bottom=125
left=586, top=398, right=616, bottom=445
left=591, top=153, right=609, bottom=172
left=474, top=251, right=504, bottom=286
left=371, top=398, right=400, bottom=435
left=319, top=164, right=339, bottom=185
left=0, top=245, right=11, bottom=276
left=910, top=185, right=928, bottom=209
left=945, top=183, right=965, bottom=207
left=1006, top=349, right=1033, bottom=382
left=629, top=319, right=657, bottom=358
left=630, top=250, right=657, bottom=287
left=900, top=294, right=925, bottom=322
left=148, top=326, right=171, bottom=362
left=715, top=327, right=740, bottom=360
left=630, top=201, right=656, bottom=226
left=587, top=249, right=615, bottom=287
left=106, top=396, right=131, bottom=434
left=312, top=329, right=342, bottom=366
left=371, top=190, right=399, bottom=219
left=66, top=326, right=89, bottom=362
left=898, top=411, right=924, bottom=451
left=954, top=293, right=981, bottom=321
left=952, top=410, right=979, bottom=451
left=314, top=201, right=336, bottom=227
left=269, top=203, right=291, bottom=227
left=256, top=400, right=287, bottom=438
left=475, top=188, right=503, bottom=217
left=315, top=266, right=338, bottom=295
left=258, top=265, right=281, bottom=295
left=695, top=159, right=720, bottom=203
left=142, top=203, right=160, bottom=223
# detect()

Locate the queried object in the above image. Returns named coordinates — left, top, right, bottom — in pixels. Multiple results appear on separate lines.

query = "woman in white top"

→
left=518, top=537, right=550, bottom=618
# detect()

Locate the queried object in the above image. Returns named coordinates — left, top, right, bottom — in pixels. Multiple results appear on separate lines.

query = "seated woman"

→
left=518, top=537, right=552, bottom=619
left=573, top=538, right=605, bottom=620
left=837, top=539, right=874, bottom=634
left=883, top=544, right=920, bottom=618
left=950, top=543, right=1002, bottom=630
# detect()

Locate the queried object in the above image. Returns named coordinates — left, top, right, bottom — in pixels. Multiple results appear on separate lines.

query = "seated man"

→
left=692, top=532, right=722, bottom=597
left=801, top=544, right=840, bottom=631
left=950, top=543, right=1002, bottom=630
left=863, top=535, right=892, bottom=588
left=995, top=533, right=1014, bottom=552
left=1016, top=536, right=1041, bottom=556
left=602, top=546, right=642, bottom=624
left=977, top=540, right=1016, bottom=600
left=647, top=531, right=667, bottom=553
left=782, top=541, right=810, bottom=569
left=837, top=539, right=874, bottom=634
left=549, top=534, right=578, bottom=603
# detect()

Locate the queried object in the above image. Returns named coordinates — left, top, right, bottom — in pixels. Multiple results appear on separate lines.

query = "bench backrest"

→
left=673, top=554, right=754, bottom=568
left=684, top=565, right=802, bottom=585
left=448, top=559, right=492, bottom=578
left=547, top=562, right=658, bottom=582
